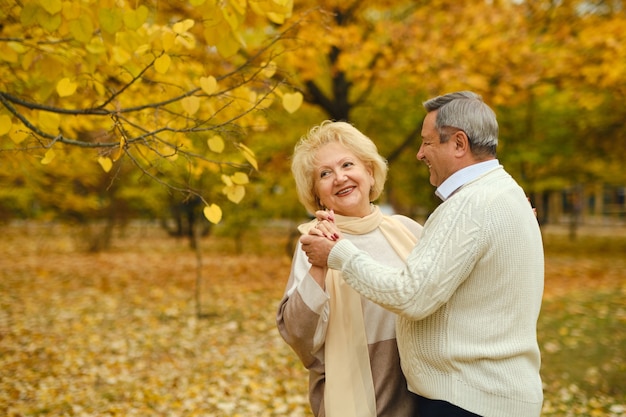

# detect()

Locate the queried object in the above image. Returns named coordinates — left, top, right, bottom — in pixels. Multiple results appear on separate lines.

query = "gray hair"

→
left=423, top=91, right=498, bottom=157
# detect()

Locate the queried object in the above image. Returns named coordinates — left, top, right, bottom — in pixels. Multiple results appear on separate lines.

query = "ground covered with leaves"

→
left=1, top=222, right=624, bottom=416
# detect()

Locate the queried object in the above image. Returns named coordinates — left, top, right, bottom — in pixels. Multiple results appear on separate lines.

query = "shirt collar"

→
left=435, top=159, right=500, bottom=201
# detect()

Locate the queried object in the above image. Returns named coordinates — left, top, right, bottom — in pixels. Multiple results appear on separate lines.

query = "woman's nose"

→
left=334, top=171, right=347, bottom=182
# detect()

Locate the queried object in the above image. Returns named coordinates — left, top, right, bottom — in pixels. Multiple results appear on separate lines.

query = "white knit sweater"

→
left=329, top=166, right=544, bottom=417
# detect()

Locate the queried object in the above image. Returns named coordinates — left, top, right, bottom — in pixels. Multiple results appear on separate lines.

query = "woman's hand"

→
left=310, top=209, right=342, bottom=241
left=315, top=209, right=335, bottom=223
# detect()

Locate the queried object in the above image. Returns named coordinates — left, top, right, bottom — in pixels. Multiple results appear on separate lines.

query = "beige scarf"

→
left=298, top=206, right=417, bottom=417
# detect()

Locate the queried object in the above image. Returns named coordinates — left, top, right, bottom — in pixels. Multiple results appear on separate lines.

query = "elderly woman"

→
left=276, top=121, right=422, bottom=417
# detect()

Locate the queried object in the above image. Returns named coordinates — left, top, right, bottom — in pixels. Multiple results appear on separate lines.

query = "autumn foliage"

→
left=1, top=222, right=625, bottom=416
left=2, top=0, right=626, bottom=230
left=0, top=0, right=302, bottom=225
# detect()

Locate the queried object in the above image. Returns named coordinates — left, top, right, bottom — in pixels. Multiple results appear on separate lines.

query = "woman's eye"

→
left=343, top=161, right=354, bottom=168
left=320, top=170, right=331, bottom=178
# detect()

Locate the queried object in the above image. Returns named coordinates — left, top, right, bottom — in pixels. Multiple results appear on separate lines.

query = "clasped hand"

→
left=300, top=210, right=342, bottom=267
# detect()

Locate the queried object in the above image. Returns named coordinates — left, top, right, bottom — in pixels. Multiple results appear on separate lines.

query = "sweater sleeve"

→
left=276, top=242, right=330, bottom=367
left=328, top=197, right=481, bottom=321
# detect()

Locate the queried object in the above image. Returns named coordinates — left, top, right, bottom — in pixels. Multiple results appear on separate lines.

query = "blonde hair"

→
left=291, top=120, right=388, bottom=214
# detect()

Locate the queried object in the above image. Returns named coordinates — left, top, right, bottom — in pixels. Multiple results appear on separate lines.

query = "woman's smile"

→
left=336, top=186, right=355, bottom=196
left=314, top=142, right=375, bottom=217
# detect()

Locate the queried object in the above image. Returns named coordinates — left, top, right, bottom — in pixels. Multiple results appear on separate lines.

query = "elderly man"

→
left=301, top=91, right=544, bottom=417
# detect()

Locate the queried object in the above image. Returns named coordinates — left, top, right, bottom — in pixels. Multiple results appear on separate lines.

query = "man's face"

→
left=417, top=111, right=458, bottom=187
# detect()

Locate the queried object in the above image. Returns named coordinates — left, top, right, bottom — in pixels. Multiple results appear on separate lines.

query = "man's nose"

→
left=416, top=146, right=425, bottom=161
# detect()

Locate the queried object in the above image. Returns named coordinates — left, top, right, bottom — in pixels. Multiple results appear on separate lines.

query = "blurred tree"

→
left=2, top=0, right=626, bottom=236
left=271, top=0, right=626, bottom=217
left=0, top=0, right=299, bottom=229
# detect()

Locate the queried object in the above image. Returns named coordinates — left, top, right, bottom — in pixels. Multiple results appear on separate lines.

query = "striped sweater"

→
left=276, top=215, right=422, bottom=417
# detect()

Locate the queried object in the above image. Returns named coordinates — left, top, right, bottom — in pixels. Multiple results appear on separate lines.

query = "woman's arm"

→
left=276, top=243, right=330, bottom=367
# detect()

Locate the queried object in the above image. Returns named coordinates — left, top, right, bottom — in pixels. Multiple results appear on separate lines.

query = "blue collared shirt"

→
left=435, top=159, right=501, bottom=201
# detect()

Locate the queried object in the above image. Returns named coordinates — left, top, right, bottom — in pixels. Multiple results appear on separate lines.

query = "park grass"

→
left=0, top=221, right=624, bottom=416
left=539, top=226, right=626, bottom=416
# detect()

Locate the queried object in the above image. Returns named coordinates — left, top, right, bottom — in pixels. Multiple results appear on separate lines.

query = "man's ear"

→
left=454, top=131, right=470, bottom=155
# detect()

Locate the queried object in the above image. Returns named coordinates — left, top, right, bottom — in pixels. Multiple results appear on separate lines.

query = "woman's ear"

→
left=316, top=196, right=326, bottom=210
left=368, top=166, right=375, bottom=188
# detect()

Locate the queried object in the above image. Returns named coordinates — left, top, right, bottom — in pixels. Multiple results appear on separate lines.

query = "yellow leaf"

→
left=0, top=43, right=19, bottom=63
left=200, top=76, right=217, bottom=95
left=110, top=136, right=126, bottom=161
left=256, top=95, right=273, bottom=110
left=39, top=112, right=60, bottom=132
left=221, top=6, right=240, bottom=31
left=97, top=156, right=113, bottom=172
left=62, top=1, right=81, bottom=20
left=111, top=147, right=124, bottom=162
left=238, top=143, right=258, bottom=170
left=250, top=0, right=293, bottom=24
left=282, top=92, right=303, bottom=114
left=162, top=31, right=176, bottom=51
left=175, top=32, right=196, bottom=50
left=203, top=204, right=222, bottom=224
left=181, top=96, right=200, bottom=115
left=261, top=61, right=277, bottom=78
left=230, top=0, right=246, bottom=15
left=216, top=32, right=241, bottom=58
left=21, top=49, right=35, bottom=70
left=39, top=0, right=62, bottom=15
left=208, top=135, right=224, bottom=153
left=190, top=0, right=206, bottom=5
left=0, top=115, right=11, bottom=136
left=10, top=128, right=28, bottom=144
left=231, top=172, right=249, bottom=185
left=56, top=77, right=77, bottom=97
left=86, top=37, right=106, bottom=55
left=69, top=15, right=94, bottom=43
left=99, top=8, right=123, bottom=34
left=111, top=46, right=131, bottom=65
left=173, top=19, right=195, bottom=34
left=135, top=44, right=151, bottom=55
left=221, top=174, right=233, bottom=186
left=123, top=5, right=149, bottom=30
left=41, top=148, right=56, bottom=165
left=37, top=10, right=61, bottom=31
left=224, top=184, right=245, bottom=203
left=267, top=11, right=290, bottom=25
left=154, top=54, right=171, bottom=74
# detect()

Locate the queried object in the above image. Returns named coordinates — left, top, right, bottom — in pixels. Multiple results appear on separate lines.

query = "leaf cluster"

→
left=1, top=222, right=624, bottom=416
left=0, top=0, right=302, bottom=224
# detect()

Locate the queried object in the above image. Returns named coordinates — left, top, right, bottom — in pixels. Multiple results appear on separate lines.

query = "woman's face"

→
left=313, top=141, right=375, bottom=217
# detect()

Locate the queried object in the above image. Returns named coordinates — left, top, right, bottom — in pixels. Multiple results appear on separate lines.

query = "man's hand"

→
left=300, top=233, right=336, bottom=267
